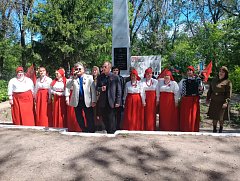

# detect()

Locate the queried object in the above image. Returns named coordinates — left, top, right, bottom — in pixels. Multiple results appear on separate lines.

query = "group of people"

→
left=8, top=61, right=232, bottom=134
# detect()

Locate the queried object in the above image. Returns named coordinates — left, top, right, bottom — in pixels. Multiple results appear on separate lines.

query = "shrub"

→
left=229, top=66, right=240, bottom=93
left=0, top=80, right=8, bottom=102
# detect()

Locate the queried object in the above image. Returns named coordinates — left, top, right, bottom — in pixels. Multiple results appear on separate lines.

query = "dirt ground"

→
left=0, top=92, right=240, bottom=181
left=0, top=128, right=240, bottom=181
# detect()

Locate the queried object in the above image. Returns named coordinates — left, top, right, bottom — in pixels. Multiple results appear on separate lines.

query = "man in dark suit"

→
left=96, top=61, right=121, bottom=133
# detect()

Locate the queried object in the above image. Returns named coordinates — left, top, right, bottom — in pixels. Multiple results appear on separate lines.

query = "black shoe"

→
left=219, top=126, right=223, bottom=133
left=213, top=126, right=217, bottom=133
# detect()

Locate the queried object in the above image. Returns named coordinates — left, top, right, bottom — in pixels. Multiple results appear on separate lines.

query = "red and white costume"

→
left=35, top=76, right=53, bottom=127
left=156, top=79, right=179, bottom=131
left=178, top=66, right=204, bottom=132
left=8, top=75, right=35, bottom=126
left=123, top=80, right=144, bottom=131
left=141, top=78, right=158, bottom=131
left=51, top=70, right=67, bottom=128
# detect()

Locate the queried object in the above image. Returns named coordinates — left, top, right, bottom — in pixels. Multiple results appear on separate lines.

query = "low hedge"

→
left=0, top=80, right=8, bottom=102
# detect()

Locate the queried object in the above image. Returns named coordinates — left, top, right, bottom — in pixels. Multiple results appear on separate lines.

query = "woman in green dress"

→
left=206, top=66, right=232, bottom=133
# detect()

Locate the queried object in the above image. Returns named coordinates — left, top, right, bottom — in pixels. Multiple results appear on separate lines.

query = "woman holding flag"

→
left=206, top=66, right=232, bottom=133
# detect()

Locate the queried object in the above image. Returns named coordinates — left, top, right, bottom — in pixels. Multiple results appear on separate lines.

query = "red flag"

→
left=26, top=64, right=37, bottom=85
left=202, top=61, right=212, bottom=82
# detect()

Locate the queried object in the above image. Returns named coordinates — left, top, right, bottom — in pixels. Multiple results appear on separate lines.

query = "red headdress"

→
left=187, top=66, right=195, bottom=72
left=131, top=69, right=141, bottom=81
left=164, top=70, right=174, bottom=81
left=145, top=68, right=153, bottom=74
left=16, top=66, right=24, bottom=73
left=144, top=68, right=153, bottom=78
left=51, top=69, right=67, bottom=87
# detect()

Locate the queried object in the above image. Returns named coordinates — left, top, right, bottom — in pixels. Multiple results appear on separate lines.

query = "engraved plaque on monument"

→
left=112, top=0, right=130, bottom=75
left=114, top=47, right=127, bottom=70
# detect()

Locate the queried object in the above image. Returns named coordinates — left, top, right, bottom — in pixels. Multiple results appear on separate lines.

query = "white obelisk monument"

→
left=112, top=0, right=130, bottom=76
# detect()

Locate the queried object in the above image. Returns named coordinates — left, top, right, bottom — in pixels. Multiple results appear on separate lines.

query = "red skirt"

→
left=159, top=92, right=179, bottom=131
left=144, top=90, right=156, bottom=131
left=123, top=93, right=144, bottom=130
left=66, top=91, right=81, bottom=132
left=35, top=89, right=53, bottom=127
left=179, top=96, right=200, bottom=132
left=11, top=90, right=35, bottom=126
left=53, top=95, right=67, bottom=128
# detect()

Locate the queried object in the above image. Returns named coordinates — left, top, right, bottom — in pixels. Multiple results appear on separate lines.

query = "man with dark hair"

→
left=96, top=61, right=121, bottom=133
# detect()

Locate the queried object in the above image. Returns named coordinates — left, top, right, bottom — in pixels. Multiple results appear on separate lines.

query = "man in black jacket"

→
left=96, top=61, right=121, bottom=133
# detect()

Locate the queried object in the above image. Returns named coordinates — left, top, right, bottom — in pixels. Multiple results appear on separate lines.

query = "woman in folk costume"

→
left=123, top=69, right=144, bottom=130
left=8, top=66, right=35, bottom=126
left=141, top=68, right=158, bottom=131
left=206, top=66, right=232, bottom=133
left=156, top=70, right=179, bottom=131
left=65, top=68, right=81, bottom=132
left=178, top=66, right=204, bottom=132
left=51, top=68, right=67, bottom=128
left=34, top=66, right=53, bottom=127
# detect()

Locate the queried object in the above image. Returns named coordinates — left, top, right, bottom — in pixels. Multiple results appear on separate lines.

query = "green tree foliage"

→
left=229, top=66, right=240, bottom=93
left=0, top=0, right=239, bottom=86
left=29, top=0, right=112, bottom=75
left=0, top=39, right=22, bottom=79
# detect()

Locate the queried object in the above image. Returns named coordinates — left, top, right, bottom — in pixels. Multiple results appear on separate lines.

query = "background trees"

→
left=0, top=0, right=239, bottom=90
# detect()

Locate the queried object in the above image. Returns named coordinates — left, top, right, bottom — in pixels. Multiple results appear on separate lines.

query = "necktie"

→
left=79, top=77, right=84, bottom=97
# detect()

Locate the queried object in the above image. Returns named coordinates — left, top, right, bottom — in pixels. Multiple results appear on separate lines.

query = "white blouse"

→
left=35, top=76, right=52, bottom=98
left=156, top=79, right=179, bottom=103
left=8, top=76, right=34, bottom=99
left=140, top=78, right=158, bottom=105
left=123, top=81, right=142, bottom=104
left=51, top=81, right=65, bottom=96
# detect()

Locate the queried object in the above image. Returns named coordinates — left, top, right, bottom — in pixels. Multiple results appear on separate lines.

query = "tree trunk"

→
left=0, top=56, right=4, bottom=78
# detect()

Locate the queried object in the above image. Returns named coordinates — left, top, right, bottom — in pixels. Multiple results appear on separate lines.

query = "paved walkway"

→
left=0, top=101, right=10, bottom=109
left=1, top=100, right=239, bottom=134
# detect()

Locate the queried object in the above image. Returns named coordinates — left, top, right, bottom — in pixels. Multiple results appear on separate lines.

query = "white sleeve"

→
left=178, top=79, right=183, bottom=96
left=8, top=79, right=13, bottom=99
left=173, top=81, right=180, bottom=103
left=34, top=80, right=39, bottom=99
left=156, top=80, right=160, bottom=102
left=65, top=79, right=72, bottom=97
left=90, top=77, right=97, bottom=103
left=28, top=78, right=34, bottom=94
left=140, top=82, right=146, bottom=105
left=48, top=78, right=52, bottom=99
left=123, top=83, right=128, bottom=105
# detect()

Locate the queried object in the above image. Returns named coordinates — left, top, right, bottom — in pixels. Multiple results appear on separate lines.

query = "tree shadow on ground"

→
left=66, top=135, right=240, bottom=181
left=67, top=137, right=175, bottom=180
